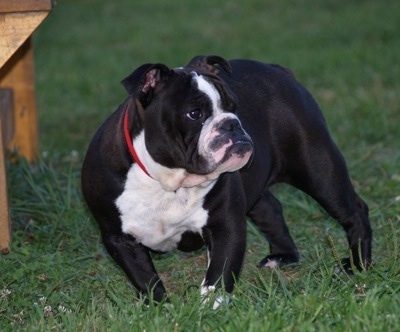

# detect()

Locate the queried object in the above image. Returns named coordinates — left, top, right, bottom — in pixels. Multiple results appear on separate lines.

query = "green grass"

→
left=2, top=0, right=400, bottom=330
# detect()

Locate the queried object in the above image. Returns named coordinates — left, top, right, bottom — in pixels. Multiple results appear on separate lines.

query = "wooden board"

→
left=0, top=91, right=11, bottom=254
left=0, top=11, right=51, bottom=67
left=0, top=0, right=55, bottom=13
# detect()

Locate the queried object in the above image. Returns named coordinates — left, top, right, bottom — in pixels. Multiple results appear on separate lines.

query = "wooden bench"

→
left=0, top=0, right=55, bottom=254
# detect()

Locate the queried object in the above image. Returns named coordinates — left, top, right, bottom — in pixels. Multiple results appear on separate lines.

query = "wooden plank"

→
left=0, top=39, right=38, bottom=162
left=0, top=93, right=11, bottom=254
left=0, top=0, right=54, bottom=13
left=0, top=11, right=51, bottom=67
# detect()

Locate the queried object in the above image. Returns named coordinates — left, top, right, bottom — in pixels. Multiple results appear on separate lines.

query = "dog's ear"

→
left=121, top=63, right=172, bottom=100
left=187, top=55, right=232, bottom=74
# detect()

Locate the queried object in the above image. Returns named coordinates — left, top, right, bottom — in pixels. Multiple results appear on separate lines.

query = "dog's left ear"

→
left=187, top=55, right=232, bottom=74
left=121, top=63, right=172, bottom=96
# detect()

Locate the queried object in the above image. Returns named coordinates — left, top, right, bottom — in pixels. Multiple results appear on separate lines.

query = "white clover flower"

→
left=44, top=305, right=53, bottom=317
left=0, top=288, right=11, bottom=299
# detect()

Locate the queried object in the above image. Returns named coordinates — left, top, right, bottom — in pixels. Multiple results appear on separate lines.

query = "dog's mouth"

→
left=200, top=136, right=253, bottom=175
left=223, top=139, right=253, bottom=165
left=231, top=139, right=253, bottom=154
left=220, top=132, right=254, bottom=158
left=231, top=140, right=254, bottom=170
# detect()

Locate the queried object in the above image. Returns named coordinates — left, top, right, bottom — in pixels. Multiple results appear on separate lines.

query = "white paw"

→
left=263, top=259, right=279, bottom=269
left=200, top=285, right=230, bottom=309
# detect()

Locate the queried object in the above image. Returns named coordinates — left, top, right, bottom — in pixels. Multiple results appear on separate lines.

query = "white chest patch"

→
left=115, top=164, right=215, bottom=252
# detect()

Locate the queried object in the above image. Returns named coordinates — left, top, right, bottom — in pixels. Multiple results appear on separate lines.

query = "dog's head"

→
left=122, top=55, right=253, bottom=190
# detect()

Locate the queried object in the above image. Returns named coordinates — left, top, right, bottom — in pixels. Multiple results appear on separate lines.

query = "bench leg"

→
left=0, top=114, right=10, bottom=254
left=0, top=38, right=38, bottom=162
left=0, top=38, right=39, bottom=253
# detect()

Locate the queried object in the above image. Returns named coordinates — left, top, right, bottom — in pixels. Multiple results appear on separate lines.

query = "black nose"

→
left=218, top=118, right=242, bottom=132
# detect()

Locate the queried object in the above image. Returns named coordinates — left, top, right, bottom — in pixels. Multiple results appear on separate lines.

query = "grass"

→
left=1, top=0, right=400, bottom=330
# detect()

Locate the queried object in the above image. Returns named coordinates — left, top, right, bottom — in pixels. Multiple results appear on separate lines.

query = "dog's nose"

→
left=218, top=118, right=242, bottom=132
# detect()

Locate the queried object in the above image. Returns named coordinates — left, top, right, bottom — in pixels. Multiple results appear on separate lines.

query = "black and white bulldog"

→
left=81, top=55, right=372, bottom=305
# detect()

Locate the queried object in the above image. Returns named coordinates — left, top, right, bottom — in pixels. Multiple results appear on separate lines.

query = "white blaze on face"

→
left=193, top=73, right=223, bottom=116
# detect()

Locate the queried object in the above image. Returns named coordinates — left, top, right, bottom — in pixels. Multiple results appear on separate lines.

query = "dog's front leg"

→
left=102, top=232, right=167, bottom=303
left=201, top=218, right=247, bottom=307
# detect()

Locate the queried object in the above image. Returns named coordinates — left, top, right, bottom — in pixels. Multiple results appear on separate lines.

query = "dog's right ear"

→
left=121, top=64, right=172, bottom=104
left=187, top=55, right=232, bottom=75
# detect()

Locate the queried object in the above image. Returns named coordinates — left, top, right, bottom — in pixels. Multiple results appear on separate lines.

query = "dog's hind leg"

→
left=247, top=190, right=299, bottom=268
left=287, top=143, right=372, bottom=272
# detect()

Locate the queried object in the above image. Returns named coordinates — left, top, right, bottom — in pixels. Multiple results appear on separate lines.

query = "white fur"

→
left=193, top=74, right=222, bottom=115
left=115, top=159, right=216, bottom=252
left=263, top=259, right=279, bottom=269
left=200, top=283, right=230, bottom=309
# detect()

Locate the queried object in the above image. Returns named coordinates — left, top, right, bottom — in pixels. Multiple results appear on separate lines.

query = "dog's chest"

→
left=115, top=165, right=214, bottom=252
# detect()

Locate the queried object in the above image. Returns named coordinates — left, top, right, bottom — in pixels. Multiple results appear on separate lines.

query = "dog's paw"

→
left=257, top=253, right=299, bottom=269
left=336, top=257, right=370, bottom=275
left=335, top=258, right=355, bottom=275
left=200, top=285, right=230, bottom=309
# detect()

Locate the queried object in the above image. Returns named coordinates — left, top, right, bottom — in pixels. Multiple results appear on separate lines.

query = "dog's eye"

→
left=186, top=109, right=203, bottom=121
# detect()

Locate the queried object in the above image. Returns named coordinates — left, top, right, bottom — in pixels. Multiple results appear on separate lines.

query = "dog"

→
left=81, top=55, right=372, bottom=305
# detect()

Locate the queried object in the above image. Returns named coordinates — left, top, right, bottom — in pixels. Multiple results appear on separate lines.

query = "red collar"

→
left=123, top=105, right=151, bottom=177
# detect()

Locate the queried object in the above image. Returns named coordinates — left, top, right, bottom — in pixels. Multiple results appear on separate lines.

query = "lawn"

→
left=1, top=0, right=400, bottom=331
